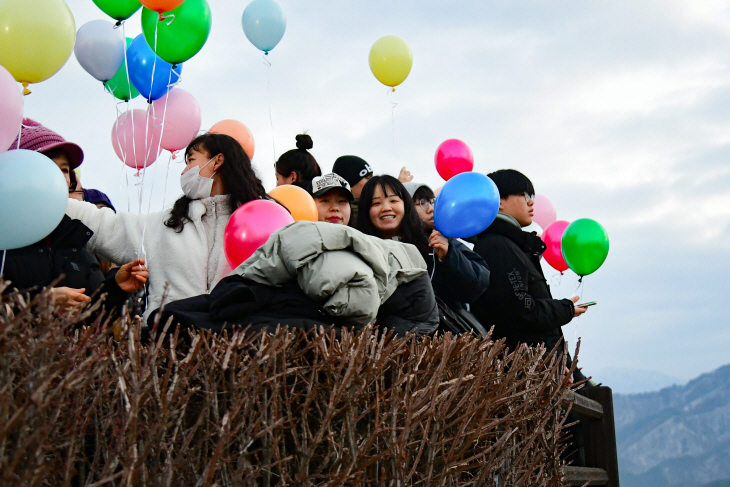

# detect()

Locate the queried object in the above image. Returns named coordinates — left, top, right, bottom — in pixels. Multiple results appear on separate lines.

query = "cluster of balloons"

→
left=534, top=195, right=609, bottom=277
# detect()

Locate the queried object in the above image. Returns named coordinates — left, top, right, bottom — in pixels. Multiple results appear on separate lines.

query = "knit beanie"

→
left=10, top=118, right=84, bottom=169
left=332, top=155, right=373, bottom=188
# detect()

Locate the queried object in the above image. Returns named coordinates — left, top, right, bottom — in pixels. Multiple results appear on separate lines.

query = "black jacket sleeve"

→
left=479, top=239, right=574, bottom=332
left=432, top=238, right=490, bottom=305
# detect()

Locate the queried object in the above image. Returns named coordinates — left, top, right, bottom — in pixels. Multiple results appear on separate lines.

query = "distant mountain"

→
left=591, top=367, right=684, bottom=394
left=614, top=364, right=730, bottom=487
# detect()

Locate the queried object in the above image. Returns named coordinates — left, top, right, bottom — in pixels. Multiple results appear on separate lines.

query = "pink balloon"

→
left=542, top=220, right=570, bottom=273
left=153, top=88, right=202, bottom=152
left=224, top=200, right=295, bottom=268
left=0, top=65, right=23, bottom=154
left=111, top=109, right=163, bottom=171
left=533, top=194, right=557, bottom=229
left=435, top=139, right=474, bottom=181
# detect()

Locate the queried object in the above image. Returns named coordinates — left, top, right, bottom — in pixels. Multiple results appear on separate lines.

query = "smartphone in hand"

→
left=577, top=301, right=597, bottom=308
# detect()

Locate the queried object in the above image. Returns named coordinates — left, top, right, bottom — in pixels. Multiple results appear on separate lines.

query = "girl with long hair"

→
left=65, top=133, right=269, bottom=319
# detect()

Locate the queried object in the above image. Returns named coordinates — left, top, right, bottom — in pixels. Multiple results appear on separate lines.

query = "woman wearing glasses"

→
left=357, top=176, right=490, bottom=310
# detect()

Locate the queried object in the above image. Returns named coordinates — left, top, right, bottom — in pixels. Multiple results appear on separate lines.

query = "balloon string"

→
left=1, top=250, right=6, bottom=279
left=161, top=151, right=173, bottom=210
left=387, top=87, right=398, bottom=156
left=264, top=53, right=276, bottom=163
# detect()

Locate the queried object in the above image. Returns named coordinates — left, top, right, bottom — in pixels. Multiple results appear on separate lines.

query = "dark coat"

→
left=430, top=238, right=490, bottom=309
left=149, top=274, right=439, bottom=338
left=2, top=215, right=128, bottom=308
left=470, top=216, right=574, bottom=352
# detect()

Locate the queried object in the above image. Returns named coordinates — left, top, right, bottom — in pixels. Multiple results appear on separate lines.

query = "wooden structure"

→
left=563, top=386, right=620, bottom=486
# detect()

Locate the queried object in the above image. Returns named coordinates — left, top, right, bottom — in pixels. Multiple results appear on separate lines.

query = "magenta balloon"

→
left=533, top=194, right=557, bottom=230
left=542, top=220, right=570, bottom=273
left=0, top=65, right=23, bottom=153
left=152, top=88, right=202, bottom=152
left=111, top=109, right=162, bottom=170
left=223, top=200, right=295, bottom=268
left=435, top=139, right=474, bottom=181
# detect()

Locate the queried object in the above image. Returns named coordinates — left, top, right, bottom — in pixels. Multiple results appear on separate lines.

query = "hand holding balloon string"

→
left=115, top=258, right=148, bottom=293
left=429, top=230, right=449, bottom=260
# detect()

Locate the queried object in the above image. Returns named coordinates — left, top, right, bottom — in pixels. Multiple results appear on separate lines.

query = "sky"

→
left=17, top=0, right=730, bottom=386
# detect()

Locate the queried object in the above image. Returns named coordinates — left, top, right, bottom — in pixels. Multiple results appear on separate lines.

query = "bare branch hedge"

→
left=0, top=288, right=575, bottom=486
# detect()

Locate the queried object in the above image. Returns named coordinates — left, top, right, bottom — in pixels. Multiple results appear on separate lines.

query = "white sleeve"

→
left=66, top=199, right=158, bottom=265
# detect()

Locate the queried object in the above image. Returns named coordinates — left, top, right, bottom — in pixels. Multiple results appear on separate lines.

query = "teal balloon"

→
left=105, top=37, right=139, bottom=101
left=561, top=218, right=609, bottom=276
left=141, top=0, right=212, bottom=64
left=0, top=150, right=69, bottom=250
left=241, top=0, right=286, bottom=54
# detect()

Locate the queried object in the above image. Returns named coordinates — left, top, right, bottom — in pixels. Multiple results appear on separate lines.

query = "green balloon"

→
left=141, top=0, right=212, bottom=65
left=561, top=218, right=609, bottom=276
left=92, top=0, right=142, bottom=21
left=104, top=38, right=139, bottom=101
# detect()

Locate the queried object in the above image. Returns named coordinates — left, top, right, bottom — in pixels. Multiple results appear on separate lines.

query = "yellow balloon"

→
left=368, top=35, right=413, bottom=89
left=0, top=0, right=76, bottom=91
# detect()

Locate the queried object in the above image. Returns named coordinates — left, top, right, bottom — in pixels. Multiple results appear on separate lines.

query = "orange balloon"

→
left=140, top=0, right=185, bottom=14
left=209, top=119, right=255, bottom=160
left=268, top=185, right=318, bottom=222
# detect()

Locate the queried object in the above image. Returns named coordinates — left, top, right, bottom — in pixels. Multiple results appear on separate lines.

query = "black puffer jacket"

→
left=149, top=274, right=439, bottom=337
left=429, top=238, right=490, bottom=309
left=2, top=215, right=128, bottom=308
left=470, top=215, right=574, bottom=352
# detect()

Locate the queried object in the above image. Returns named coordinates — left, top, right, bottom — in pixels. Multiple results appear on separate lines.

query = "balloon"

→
left=0, top=150, right=69, bottom=250
left=241, top=0, right=287, bottom=54
left=368, top=35, right=413, bottom=89
left=127, top=34, right=183, bottom=101
left=533, top=194, right=557, bottom=230
left=92, top=0, right=142, bottom=21
left=105, top=38, right=140, bottom=101
left=435, top=139, right=474, bottom=181
left=541, top=220, right=570, bottom=273
left=561, top=218, right=609, bottom=276
left=434, top=172, right=499, bottom=238
left=268, top=185, right=317, bottom=222
left=224, top=200, right=294, bottom=268
left=111, top=109, right=163, bottom=171
left=209, top=120, right=255, bottom=160
left=0, top=0, right=76, bottom=90
left=140, top=0, right=185, bottom=14
left=152, top=88, right=202, bottom=152
left=74, top=20, right=125, bottom=83
left=0, top=65, right=23, bottom=154
left=142, top=0, right=212, bottom=64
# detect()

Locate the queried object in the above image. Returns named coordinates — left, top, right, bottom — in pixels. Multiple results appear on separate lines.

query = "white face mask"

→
left=181, top=155, right=218, bottom=200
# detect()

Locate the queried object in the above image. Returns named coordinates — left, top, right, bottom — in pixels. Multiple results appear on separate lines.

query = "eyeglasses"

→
left=523, top=192, right=535, bottom=203
left=417, top=198, right=435, bottom=210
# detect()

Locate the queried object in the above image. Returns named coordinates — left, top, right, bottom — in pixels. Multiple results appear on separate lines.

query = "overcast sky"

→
left=20, top=0, right=730, bottom=385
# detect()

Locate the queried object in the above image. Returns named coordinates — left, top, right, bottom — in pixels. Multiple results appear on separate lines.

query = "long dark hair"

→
left=165, top=133, right=268, bottom=232
left=357, top=175, right=430, bottom=261
left=275, top=134, right=321, bottom=182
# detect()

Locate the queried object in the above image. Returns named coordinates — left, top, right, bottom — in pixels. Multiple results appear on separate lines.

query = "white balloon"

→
left=74, top=20, right=125, bottom=82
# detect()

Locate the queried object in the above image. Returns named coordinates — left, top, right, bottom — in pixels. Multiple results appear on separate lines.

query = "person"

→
left=68, top=170, right=117, bottom=212
left=357, top=176, right=489, bottom=310
left=64, top=132, right=269, bottom=320
left=304, top=173, right=353, bottom=225
left=2, top=119, right=147, bottom=311
left=331, top=155, right=372, bottom=227
left=275, top=134, right=321, bottom=186
left=470, top=169, right=588, bottom=354
left=402, top=182, right=490, bottom=309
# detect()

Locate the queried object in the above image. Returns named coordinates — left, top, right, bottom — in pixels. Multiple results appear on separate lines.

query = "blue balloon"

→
left=434, top=172, right=500, bottom=238
left=127, top=34, right=183, bottom=101
left=241, top=0, right=287, bottom=54
left=0, top=150, right=69, bottom=250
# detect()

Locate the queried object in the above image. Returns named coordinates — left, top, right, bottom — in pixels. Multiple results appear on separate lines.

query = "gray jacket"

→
left=231, top=221, right=427, bottom=327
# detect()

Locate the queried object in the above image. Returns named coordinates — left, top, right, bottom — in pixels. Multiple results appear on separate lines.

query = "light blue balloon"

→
left=74, top=19, right=125, bottom=82
left=241, top=0, right=287, bottom=54
left=0, top=150, right=69, bottom=250
left=434, top=172, right=500, bottom=238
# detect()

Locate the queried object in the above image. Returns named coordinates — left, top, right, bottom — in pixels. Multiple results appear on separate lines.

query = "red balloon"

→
left=223, top=200, right=294, bottom=268
left=542, top=220, right=570, bottom=273
left=435, top=139, right=474, bottom=181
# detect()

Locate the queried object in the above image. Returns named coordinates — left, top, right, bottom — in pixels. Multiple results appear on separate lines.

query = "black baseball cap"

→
left=332, top=155, right=373, bottom=187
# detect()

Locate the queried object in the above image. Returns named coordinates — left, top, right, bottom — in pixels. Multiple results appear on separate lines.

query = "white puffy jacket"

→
left=66, top=196, right=233, bottom=320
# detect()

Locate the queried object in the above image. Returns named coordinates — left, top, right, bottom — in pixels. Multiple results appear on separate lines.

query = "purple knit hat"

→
left=11, top=118, right=84, bottom=169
